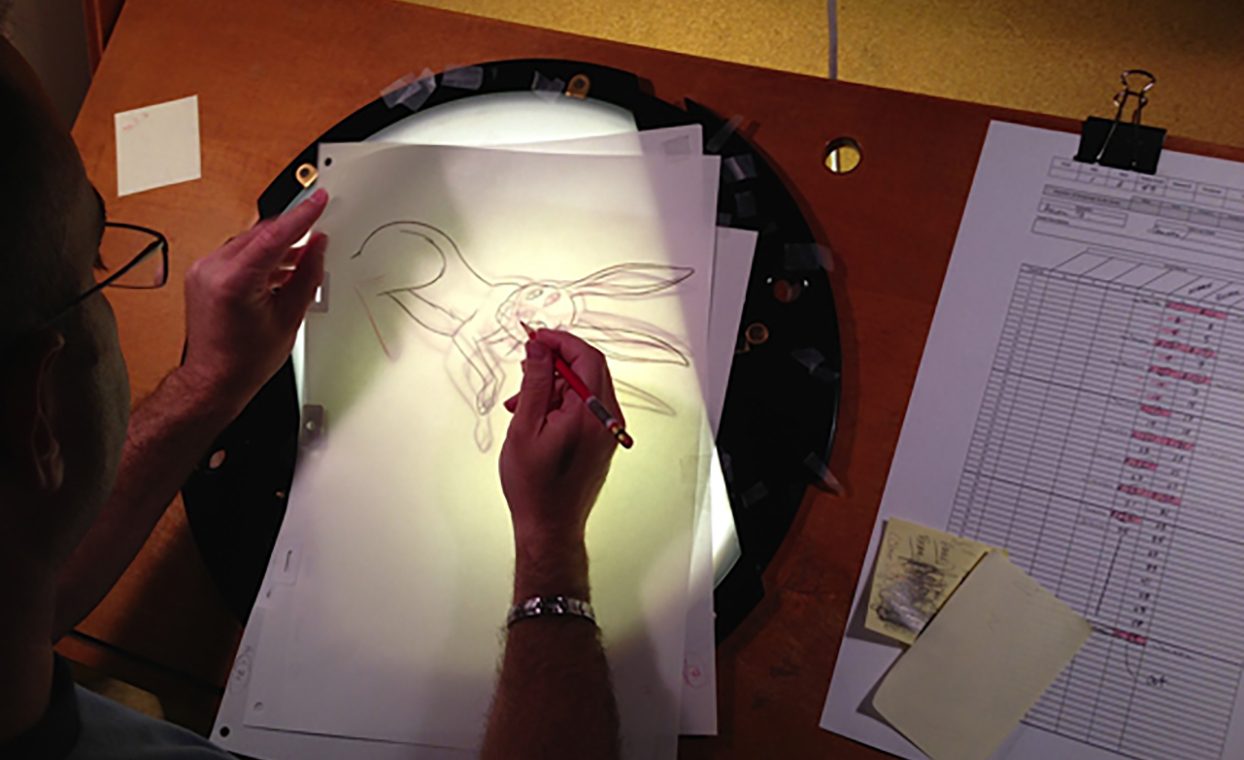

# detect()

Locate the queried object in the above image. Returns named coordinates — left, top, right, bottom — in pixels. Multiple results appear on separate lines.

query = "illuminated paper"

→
left=215, top=127, right=750, bottom=756
left=242, top=143, right=714, bottom=758
left=873, top=552, right=1091, bottom=760
left=114, top=95, right=201, bottom=196
left=865, top=518, right=994, bottom=645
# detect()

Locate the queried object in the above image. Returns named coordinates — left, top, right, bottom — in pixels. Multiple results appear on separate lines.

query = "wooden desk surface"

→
left=60, top=0, right=1244, bottom=755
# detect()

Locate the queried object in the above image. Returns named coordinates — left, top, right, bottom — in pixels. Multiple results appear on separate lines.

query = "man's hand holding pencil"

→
left=499, top=329, right=624, bottom=600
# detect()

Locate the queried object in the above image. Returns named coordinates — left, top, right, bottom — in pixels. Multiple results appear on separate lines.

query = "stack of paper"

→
left=212, top=121, right=757, bottom=760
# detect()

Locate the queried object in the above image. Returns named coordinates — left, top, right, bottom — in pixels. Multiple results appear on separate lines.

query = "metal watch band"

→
left=506, top=595, right=597, bottom=628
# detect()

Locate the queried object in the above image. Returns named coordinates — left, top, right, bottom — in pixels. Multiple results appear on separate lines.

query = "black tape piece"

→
left=791, top=347, right=841, bottom=384
left=705, top=114, right=744, bottom=153
left=723, top=154, right=757, bottom=182
left=785, top=242, right=831, bottom=273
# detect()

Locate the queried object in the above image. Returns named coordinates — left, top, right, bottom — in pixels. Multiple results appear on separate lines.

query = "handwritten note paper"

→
left=865, top=518, right=994, bottom=645
left=872, top=551, right=1091, bottom=760
left=115, top=95, right=201, bottom=197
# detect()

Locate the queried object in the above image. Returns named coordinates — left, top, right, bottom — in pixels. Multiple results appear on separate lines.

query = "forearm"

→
left=52, top=368, right=246, bottom=639
left=481, top=540, right=620, bottom=760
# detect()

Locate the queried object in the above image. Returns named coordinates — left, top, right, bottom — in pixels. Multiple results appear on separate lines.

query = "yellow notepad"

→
left=873, top=551, right=1091, bottom=760
left=865, top=518, right=994, bottom=644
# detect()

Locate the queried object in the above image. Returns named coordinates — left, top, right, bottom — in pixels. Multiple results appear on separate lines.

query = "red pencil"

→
left=520, top=322, right=634, bottom=449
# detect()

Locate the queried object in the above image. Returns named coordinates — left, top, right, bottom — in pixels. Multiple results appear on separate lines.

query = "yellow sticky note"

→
left=872, top=552, right=1091, bottom=760
left=865, top=518, right=993, bottom=644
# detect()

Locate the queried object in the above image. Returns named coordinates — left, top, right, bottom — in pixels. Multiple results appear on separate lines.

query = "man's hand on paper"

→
left=499, top=330, right=621, bottom=598
left=179, top=188, right=328, bottom=415
left=486, top=329, right=622, bottom=760
left=54, top=190, right=330, bottom=637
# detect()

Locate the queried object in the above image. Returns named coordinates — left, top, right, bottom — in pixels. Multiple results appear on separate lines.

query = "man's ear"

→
left=1, top=329, right=67, bottom=494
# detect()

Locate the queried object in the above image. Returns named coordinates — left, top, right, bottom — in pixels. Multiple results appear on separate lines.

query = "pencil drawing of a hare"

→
left=349, top=221, right=694, bottom=451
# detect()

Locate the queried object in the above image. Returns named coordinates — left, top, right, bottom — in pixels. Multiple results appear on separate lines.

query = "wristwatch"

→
left=507, top=595, right=597, bottom=627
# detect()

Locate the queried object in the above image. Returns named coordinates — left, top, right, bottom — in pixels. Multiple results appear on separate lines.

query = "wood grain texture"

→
left=66, top=0, right=1244, bottom=753
left=81, top=0, right=126, bottom=71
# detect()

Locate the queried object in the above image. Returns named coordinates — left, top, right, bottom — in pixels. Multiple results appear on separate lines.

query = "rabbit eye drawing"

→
left=348, top=221, right=694, bottom=451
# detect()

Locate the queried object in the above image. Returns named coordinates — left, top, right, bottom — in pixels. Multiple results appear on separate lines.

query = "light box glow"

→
left=253, top=100, right=728, bottom=754
left=288, top=93, right=740, bottom=583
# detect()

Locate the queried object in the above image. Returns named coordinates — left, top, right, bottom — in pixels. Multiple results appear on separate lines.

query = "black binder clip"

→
left=1075, top=70, right=1165, bottom=175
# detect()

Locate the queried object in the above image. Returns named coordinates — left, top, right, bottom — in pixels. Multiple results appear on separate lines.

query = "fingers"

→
left=512, top=339, right=556, bottom=433
left=505, top=375, right=569, bottom=416
left=532, top=330, right=603, bottom=383
left=275, top=232, right=327, bottom=323
left=237, top=189, right=329, bottom=268
left=534, top=329, right=623, bottom=425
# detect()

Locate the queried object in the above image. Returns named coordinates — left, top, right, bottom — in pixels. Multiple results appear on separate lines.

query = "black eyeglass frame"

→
left=38, top=222, right=170, bottom=329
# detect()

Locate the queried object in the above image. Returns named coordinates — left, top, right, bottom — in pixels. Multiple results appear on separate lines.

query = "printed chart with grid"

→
left=947, top=251, right=1244, bottom=760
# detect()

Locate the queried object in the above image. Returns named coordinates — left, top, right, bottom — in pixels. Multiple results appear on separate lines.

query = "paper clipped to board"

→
left=873, top=551, right=1092, bottom=760
left=114, top=95, right=202, bottom=197
left=866, top=518, right=995, bottom=645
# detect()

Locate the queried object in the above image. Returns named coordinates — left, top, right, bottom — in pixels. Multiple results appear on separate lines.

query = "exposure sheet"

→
left=822, top=122, right=1244, bottom=760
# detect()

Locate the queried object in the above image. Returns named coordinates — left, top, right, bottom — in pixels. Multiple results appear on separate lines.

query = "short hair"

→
left=0, top=37, right=80, bottom=342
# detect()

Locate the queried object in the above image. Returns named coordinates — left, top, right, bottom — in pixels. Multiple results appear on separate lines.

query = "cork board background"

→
left=404, top=0, right=1244, bottom=149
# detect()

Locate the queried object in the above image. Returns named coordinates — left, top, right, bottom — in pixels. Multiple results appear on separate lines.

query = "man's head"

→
left=0, top=35, right=129, bottom=574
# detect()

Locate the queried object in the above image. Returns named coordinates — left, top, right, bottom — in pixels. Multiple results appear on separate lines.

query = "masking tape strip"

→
left=734, top=191, right=757, bottom=219
left=803, top=451, right=830, bottom=481
left=531, top=71, right=566, bottom=102
left=705, top=114, right=745, bottom=153
left=803, top=451, right=844, bottom=494
left=791, top=348, right=841, bottom=383
left=442, top=65, right=484, bottom=90
left=785, top=242, right=832, bottom=273
left=739, top=481, right=768, bottom=509
left=381, top=68, right=437, bottom=110
left=723, top=154, right=757, bottom=182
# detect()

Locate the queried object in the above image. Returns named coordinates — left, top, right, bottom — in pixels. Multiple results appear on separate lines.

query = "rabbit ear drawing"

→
left=570, top=263, right=694, bottom=298
left=575, top=311, right=690, bottom=366
left=613, top=379, right=676, bottom=416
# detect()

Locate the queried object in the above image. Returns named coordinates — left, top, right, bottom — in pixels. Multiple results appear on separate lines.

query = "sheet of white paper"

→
left=114, top=95, right=201, bottom=196
left=680, top=424, right=720, bottom=736
left=243, top=144, right=713, bottom=758
left=310, top=143, right=733, bottom=736
left=492, top=124, right=703, bottom=158
left=707, top=227, right=758, bottom=432
left=678, top=225, right=756, bottom=737
left=213, top=609, right=473, bottom=759
left=217, top=218, right=754, bottom=755
left=317, top=139, right=739, bottom=723
left=822, top=121, right=1244, bottom=760
left=217, top=128, right=750, bottom=755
